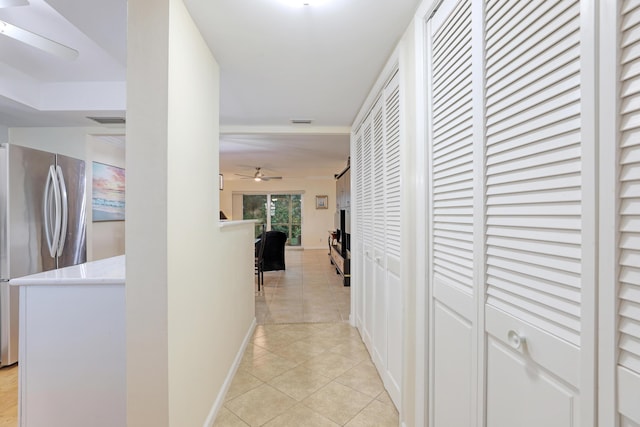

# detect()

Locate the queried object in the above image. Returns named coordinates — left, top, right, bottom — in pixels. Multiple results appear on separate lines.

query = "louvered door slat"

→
left=355, top=130, right=364, bottom=242
left=373, top=103, right=385, bottom=254
left=431, top=0, right=474, bottom=295
left=624, top=0, right=640, bottom=14
left=484, top=0, right=529, bottom=41
left=485, top=0, right=582, bottom=346
left=486, top=4, right=580, bottom=107
left=486, top=1, right=576, bottom=70
left=487, top=265, right=580, bottom=302
left=385, top=77, right=401, bottom=258
left=487, top=225, right=581, bottom=245
left=620, top=0, right=640, bottom=376
left=362, top=118, right=373, bottom=248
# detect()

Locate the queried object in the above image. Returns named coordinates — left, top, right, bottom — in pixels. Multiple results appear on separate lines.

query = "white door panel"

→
left=623, top=416, right=640, bottom=427
left=485, top=306, right=580, bottom=389
left=363, top=253, right=374, bottom=349
left=433, top=301, right=472, bottom=427
left=386, top=265, right=402, bottom=406
left=486, top=336, right=578, bottom=427
left=619, top=366, right=640, bottom=424
left=373, top=260, right=387, bottom=369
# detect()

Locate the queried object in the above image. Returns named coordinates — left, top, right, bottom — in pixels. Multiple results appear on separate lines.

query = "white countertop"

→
left=219, top=219, right=260, bottom=229
left=10, top=255, right=125, bottom=286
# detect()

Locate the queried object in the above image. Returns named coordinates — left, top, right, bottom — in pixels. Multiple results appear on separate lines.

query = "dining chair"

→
left=255, top=224, right=267, bottom=291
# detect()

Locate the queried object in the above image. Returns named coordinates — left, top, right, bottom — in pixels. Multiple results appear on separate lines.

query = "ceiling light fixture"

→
left=277, top=0, right=327, bottom=7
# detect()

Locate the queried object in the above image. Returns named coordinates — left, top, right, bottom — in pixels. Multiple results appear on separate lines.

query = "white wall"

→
left=9, top=127, right=92, bottom=159
left=88, top=136, right=125, bottom=260
left=0, top=125, right=7, bottom=143
left=127, top=0, right=255, bottom=425
left=221, top=177, right=337, bottom=249
left=8, top=127, right=126, bottom=262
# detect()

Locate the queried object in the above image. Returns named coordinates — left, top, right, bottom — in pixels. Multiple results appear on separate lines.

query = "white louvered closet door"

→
left=354, top=128, right=365, bottom=331
left=428, top=0, right=476, bottom=425
left=371, top=97, right=387, bottom=371
left=383, top=72, right=402, bottom=405
left=484, top=1, right=582, bottom=425
left=618, top=1, right=640, bottom=425
left=361, top=110, right=375, bottom=348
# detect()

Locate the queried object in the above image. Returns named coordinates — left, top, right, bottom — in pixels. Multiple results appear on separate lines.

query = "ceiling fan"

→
left=235, top=167, right=283, bottom=182
left=0, top=0, right=79, bottom=60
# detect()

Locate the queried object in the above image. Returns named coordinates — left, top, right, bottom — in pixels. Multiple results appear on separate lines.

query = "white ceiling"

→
left=0, top=0, right=420, bottom=179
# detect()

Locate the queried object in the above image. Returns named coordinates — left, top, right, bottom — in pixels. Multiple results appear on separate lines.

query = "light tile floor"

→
left=214, top=249, right=399, bottom=426
left=255, top=249, right=351, bottom=324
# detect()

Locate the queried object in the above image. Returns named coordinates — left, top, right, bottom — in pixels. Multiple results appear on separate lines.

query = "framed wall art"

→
left=315, top=195, right=328, bottom=209
left=92, top=162, right=125, bottom=221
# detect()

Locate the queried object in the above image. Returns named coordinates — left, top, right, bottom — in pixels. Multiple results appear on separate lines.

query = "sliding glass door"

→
left=242, top=194, right=267, bottom=237
left=242, top=193, right=302, bottom=246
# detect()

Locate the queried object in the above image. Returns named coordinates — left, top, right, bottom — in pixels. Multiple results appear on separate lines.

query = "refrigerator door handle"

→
left=43, top=165, right=61, bottom=259
left=55, top=165, right=68, bottom=257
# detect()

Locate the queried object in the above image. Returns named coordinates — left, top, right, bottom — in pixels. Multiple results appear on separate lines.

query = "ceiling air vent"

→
left=86, top=116, right=126, bottom=125
left=290, top=119, right=313, bottom=125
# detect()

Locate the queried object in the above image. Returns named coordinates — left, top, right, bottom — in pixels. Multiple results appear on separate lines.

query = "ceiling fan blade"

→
left=263, top=176, right=282, bottom=180
left=0, top=0, right=29, bottom=7
left=0, top=19, right=78, bottom=60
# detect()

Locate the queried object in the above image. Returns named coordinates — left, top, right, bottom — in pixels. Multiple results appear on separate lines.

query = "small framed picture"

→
left=315, top=195, right=328, bottom=209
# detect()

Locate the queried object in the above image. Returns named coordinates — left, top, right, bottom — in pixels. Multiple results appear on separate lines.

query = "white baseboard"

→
left=203, top=317, right=257, bottom=427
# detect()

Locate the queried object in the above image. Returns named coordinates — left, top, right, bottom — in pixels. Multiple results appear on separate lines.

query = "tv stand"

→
left=328, top=236, right=350, bottom=286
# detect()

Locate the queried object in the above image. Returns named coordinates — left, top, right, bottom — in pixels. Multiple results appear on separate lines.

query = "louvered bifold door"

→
left=361, top=112, right=375, bottom=347
left=354, top=127, right=365, bottom=331
left=371, top=97, right=388, bottom=371
left=428, top=0, right=476, bottom=425
left=618, top=1, right=640, bottom=424
left=483, top=1, right=582, bottom=425
left=383, top=72, right=402, bottom=405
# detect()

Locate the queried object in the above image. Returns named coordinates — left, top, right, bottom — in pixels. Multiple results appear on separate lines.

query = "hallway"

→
left=256, top=249, right=351, bottom=324
left=214, top=249, right=398, bottom=426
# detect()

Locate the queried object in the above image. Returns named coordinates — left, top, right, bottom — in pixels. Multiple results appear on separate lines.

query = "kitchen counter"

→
left=11, top=256, right=125, bottom=427
left=10, top=254, right=125, bottom=287
left=219, top=219, right=260, bottom=229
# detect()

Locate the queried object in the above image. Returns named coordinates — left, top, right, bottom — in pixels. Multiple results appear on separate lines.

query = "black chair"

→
left=262, top=230, right=287, bottom=272
left=254, top=225, right=266, bottom=291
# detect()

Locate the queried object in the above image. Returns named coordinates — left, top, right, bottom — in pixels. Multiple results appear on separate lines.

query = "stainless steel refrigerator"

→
left=0, top=143, right=86, bottom=367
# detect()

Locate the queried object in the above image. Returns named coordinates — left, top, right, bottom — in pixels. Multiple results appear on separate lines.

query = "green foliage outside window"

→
left=242, top=194, right=302, bottom=245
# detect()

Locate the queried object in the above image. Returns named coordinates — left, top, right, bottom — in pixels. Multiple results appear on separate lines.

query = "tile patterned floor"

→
left=214, top=249, right=399, bottom=426
left=0, top=250, right=397, bottom=426
left=255, top=249, right=351, bottom=324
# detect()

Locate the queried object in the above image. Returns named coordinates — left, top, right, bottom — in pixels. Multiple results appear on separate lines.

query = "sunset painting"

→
left=92, top=162, right=125, bottom=221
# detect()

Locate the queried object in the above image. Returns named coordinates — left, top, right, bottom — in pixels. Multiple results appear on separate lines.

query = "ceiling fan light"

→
left=254, top=177, right=262, bottom=182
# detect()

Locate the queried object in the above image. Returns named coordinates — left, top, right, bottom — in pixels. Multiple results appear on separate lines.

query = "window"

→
left=242, top=193, right=302, bottom=246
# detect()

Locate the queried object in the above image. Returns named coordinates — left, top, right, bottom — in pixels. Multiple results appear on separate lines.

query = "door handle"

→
left=55, top=165, right=68, bottom=257
left=507, top=330, right=525, bottom=350
left=43, top=165, right=61, bottom=258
